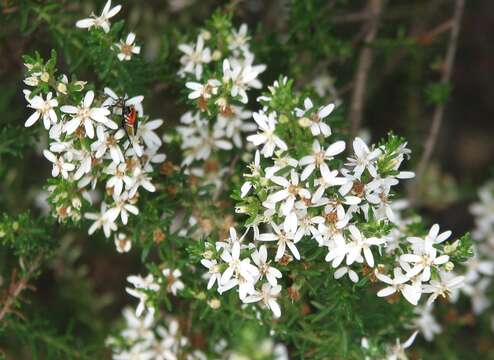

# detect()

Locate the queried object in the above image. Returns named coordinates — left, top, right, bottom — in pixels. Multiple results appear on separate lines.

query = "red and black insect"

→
left=122, top=103, right=138, bottom=139
left=108, top=94, right=139, bottom=142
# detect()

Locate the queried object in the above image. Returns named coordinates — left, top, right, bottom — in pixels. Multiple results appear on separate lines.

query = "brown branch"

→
left=409, top=0, right=465, bottom=204
left=0, top=254, right=43, bottom=322
left=348, top=0, right=385, bottom=136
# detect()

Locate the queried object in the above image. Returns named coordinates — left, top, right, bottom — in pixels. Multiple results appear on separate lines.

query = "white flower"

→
left=410, top=306, right=441, bottom=342
left=201, top=259, right=222, bottom=290
left=228, top=23, right=250, bottom=54
left=346, top=225, right=385, bottom=267
left=137, top=119, right=163, bottom=149
left=400, top=242, right=449, bottom=282
left=75, top=0, right=121, bottom=33
left=407, top=224, right=452, bottom=253
left=128, top=274, right=160, bottom=292
left=222, top=59, right=266, bottom=103
left=162, top=268, right=185, bottom=295
left=258, top=223, right=300, bottom=261
left=243, top=283, right=282, bottom=318
left=251, top=245, right=283, bottom=286
left=43, top=149, right=75, bottom=179
left=247, top=111, right=287, bottom=158
left=106, top=193, right=139, bottom=225
left=422, top=273, right=464, bottom=306
left=61, top=90, right=116, bottom=138
left=91, top=126, right=126, bottom=163
left=294, top=98, right=333, bottom=137
left=219, top=238, right=258, bottom=288
left=84, top=203, right=118, bottom=238
left=24, top=91, right=58, bottom=129
left=268, top=170, right=311, bottom=217
left=116, top=32, right=141, bottom=61
left=385, top=331, right=418, bottom=360
left=185, top=79, right=220, bottom=100
left=178, top=35, right=211, bottom=79
left=214, top=106, right=255, bottom=148
left=114, top=233, right=132, bottom=253
left=128, top=167, right=156, bottom=197
left=376, top=267, right=422, bottom=305
left=334, top=266, right=359, bottom=283
left=346, top=137, right=381, bottom=178
left=299, top=140, right=345, bottom=181
left=105, top=162, right=133, bottom=198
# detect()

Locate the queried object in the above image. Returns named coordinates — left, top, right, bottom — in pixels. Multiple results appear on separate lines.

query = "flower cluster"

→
left=200, top=78, right=465, bottom=321
left=126, top=267, right=184, bottom=317
left=107, top=307, right=204, bottom=360
left=176, top=22, right=265, bottom=168
left=107, top=305, right=289, bottom=360
left=23, top=8, right=164, bottom=250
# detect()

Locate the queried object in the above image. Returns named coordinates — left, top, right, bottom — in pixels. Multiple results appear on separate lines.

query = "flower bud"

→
left=57, top=82, right=67, bottom=94
left=212, top=50, right=222, bottom=61
left=444, top=262, right=454, bottom=271
left=208, top=298, right=221, bottom=309
left=40, top=72, right=50, bottom=82
left=24, top=76, right=39, bottom=86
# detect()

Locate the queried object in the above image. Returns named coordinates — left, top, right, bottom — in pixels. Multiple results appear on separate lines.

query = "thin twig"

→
left=409, top=0, right=465, bottom=204
left=0, top=254, right=43, bottom=322
left=348, top=0, right=385, bottom=136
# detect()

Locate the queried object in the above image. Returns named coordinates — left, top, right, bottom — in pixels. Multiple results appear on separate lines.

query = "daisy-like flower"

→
left=136, top=119, right=163, bottom=149
left=222, top=59, right=266, bottom=104
left=251, top=245, right=283, bottom=286
left=162, top=268, right=185, bottom=295
left=258, top=223, right=300, bottom=261
left=106, top=193, right=139, bottom=225
left=219, top=240, right=258, bottom=286
left=84, top=203, right=117, bottom=238
left=243, top=283, right=282, bottom=318
left=410, top=306, right=442, bottom=342
left=114, top=233, right=132, bottom=253
left=228, top=23, right=250, bottom=54
left=214, top=106, right=255, bottom=148
left=422, top=273, right=464, bottom=306
left=247, top=111, right=287, bottom=158
left=299, top=140, right=346, bottom=182
left=24, top=91, right=58, bottom=129
left=185, top=79, right=221, bottom=100
left=376, top=267, right=422, bottom=305
left=105, top=162, right=133, bottom=198
left=407, top=224, right=452, bottom=253
left=201, top=259, right=222, bottom=290
left=116, top=32, right=141, bottom=61
left=385, top=331, right=418, bottom=360
left=295, top=98, right=334, bottom=137
left=268, top=170, right=311, bottom=216
left=400, top=242, right=450, bottom=282
left=178, top=35, right=211, bottom=79
left=346, top=225, right=386, bottom=267
left=346, top=137, right=381, bottom=178
left=43, top=149, right=75, bottom=179
left=91, top=126, right=126, bottom=163
left=75, top=0, right=121, bottom=33
left=61, top=90, right=116, bottom=138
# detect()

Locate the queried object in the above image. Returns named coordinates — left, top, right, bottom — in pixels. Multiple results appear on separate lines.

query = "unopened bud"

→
left=208, top=298, right=221, bottom=309
left=212, top=50, right=222, bottom=61
left=57, top=82, right=67, bottom=94
left=40, top=72, right=50, bottom=82
left=298, top=117, right=312, bottom=128
left=444, top=262, right=454, bottom=271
